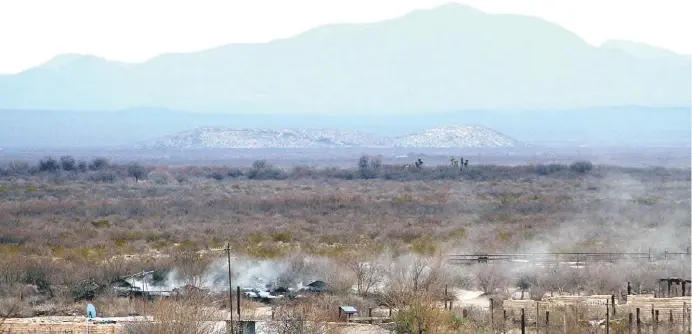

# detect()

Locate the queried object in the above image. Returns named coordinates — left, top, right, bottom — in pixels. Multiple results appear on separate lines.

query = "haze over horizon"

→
left=0, top=1, right=689, bottom=149
left=0, top=0, right=691, bottom=74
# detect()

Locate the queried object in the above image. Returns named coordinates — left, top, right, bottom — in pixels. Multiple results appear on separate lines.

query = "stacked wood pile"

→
left=1, top=320, right=119, bottom=333
left=502, top=293, right=692, bottom=325
left=620, top=295, right=691, bottom=322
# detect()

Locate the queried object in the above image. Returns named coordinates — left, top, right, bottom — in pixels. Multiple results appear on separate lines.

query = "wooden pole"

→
left=606, top=303, right=610, bottom=334
left=490, top=298, right=494, bottom=326
left=536, top=302, right=539, bottom=333
left=612, top=294, right=616, bottom=315
left=236, top=286, right=241, bottom=320
left=651, top=307, right=655, bottom=332
left=226, top=243, right=233, bottom=333
left=636, top=308, right=641, bottom=334
left=368, top=307, right=372, bottom=324
left=142, top=271, right=147, bottom=317
left=683, top=303, right=686, bottom=334
left=628, top=312, right=633, bottom=334
left=546, top=310, right=550, bottom=330
left=503, top=309, right=507, bottom=334
left=521, top=308, right=526, bottom=334
left=654, top=309, right=659, bottom=333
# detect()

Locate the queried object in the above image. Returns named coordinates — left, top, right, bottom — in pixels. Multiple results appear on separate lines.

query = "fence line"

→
left=446, top=250, right=691, bottom=265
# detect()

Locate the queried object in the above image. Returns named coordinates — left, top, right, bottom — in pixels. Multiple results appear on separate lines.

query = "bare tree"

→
left=348, top=259, right=384, bottom=296
left=0, top=299, right=20, bottom=330
left=266, top=301, right=328, bottom=334
left=173, top=252, right=210, bottom=287
left=125, top=295, right=220, bottom=334
left=474, top=264, right=509, bottom=295
left=381, top=255, right=446, bottom=308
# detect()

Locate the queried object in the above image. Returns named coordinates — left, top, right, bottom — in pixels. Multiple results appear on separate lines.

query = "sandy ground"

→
left=454, top=289, right=491, bottom=309
left=2, top=317, right=389, bottom=334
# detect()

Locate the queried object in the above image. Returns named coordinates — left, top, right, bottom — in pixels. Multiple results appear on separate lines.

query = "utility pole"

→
left=227, top=242, right=233, bottom=333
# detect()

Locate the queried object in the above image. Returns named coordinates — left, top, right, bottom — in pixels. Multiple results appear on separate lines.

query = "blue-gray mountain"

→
left=0, top=3, right=689, bottom=112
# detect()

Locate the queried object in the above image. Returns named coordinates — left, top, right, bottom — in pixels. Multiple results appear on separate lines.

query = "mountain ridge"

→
left=0, top=3, right=688, bottom=112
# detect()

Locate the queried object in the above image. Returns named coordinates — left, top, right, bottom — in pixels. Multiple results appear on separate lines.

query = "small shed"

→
left=338, top=306, right=358, bottom=320
left=657, top=278, right=691, bottom=297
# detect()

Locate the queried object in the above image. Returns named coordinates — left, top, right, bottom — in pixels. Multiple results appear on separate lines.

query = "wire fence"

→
left=446, top=249, right=692, bottom=265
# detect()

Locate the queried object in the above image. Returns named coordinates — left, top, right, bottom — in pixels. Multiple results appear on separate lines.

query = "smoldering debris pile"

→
left=114, top=255, right=329, bottom=303
left=241, top=279, right=329, bottom=303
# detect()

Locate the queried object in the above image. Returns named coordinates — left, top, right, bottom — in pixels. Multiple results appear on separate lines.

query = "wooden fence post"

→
left=651, top=307, right=655, bottom=333
left=606, top=303, right=610, bottom=334
left=683, top=304, right=687, bottom=334
left=503, top=309, right=507, bottom=334
left=628, top=312, right=633, bottom=334
left=636, top=308, right=641, bottom=334
left=521, top=308, right=526, bottom=334
left=536, top=302, right=539, bottom=333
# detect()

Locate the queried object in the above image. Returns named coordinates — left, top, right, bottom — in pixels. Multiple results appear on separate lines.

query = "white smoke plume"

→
left=125, top=253, right=328, bottom=293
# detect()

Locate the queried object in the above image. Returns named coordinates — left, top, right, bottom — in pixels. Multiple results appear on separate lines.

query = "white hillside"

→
left=393, top=125, right=518, bottom=148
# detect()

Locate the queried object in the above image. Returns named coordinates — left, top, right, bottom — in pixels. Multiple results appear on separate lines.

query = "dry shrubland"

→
left=0, top=156, right=690, bottom=331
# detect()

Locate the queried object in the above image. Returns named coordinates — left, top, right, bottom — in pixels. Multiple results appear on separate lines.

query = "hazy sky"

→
left=0, top=0, right=690, bottom=74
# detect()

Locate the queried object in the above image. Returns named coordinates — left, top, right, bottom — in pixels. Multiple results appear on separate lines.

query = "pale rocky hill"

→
left=137, top=125, right=519, bottom=149
left=393, top=125, right=519, bottom=148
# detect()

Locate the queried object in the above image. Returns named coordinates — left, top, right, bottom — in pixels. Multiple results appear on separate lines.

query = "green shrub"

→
left=91, top=220, right=111, bottom=228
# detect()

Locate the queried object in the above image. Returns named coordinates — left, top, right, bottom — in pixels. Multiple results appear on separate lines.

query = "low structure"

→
left=339, top=306, right=358, bottom=320
left=657, top=277, right=691, bottom=297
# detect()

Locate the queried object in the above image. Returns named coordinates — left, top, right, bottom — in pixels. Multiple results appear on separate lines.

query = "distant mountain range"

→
left=0, top=3, right=689, bottom=113
left=0, top=107, right=689, bottom=149
left=135, top=125, right=520, bottom=149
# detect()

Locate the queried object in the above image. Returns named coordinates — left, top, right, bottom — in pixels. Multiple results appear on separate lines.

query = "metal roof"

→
left=339, top=306, right=357, bottom=313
